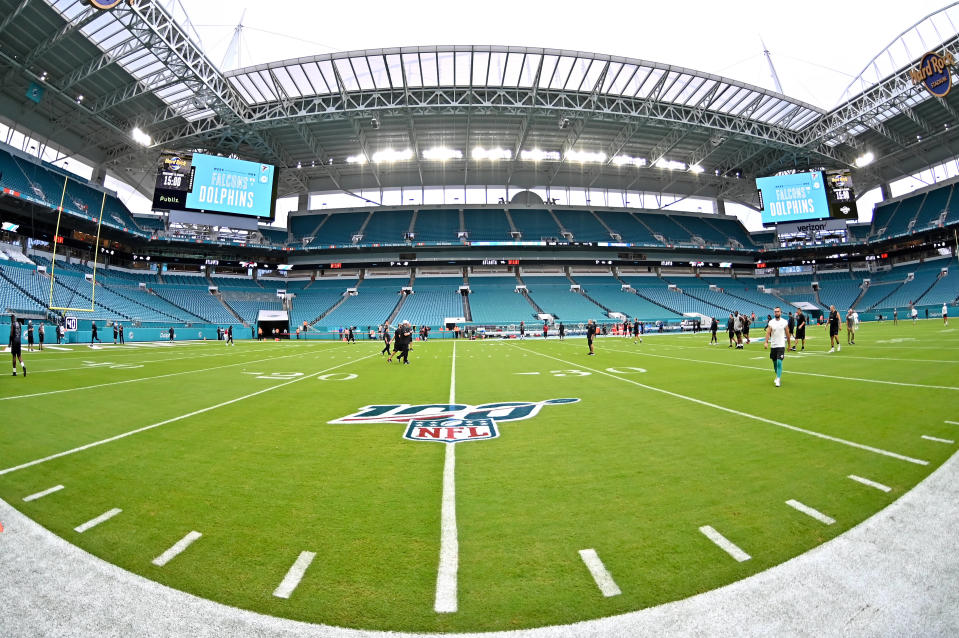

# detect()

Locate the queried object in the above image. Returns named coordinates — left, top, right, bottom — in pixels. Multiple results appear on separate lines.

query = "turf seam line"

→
left=152, top=531, right=202, bottom=567
left=578, top=548, right=621, bottom=597
left=699, top=525, right=752, bottom=562
left=273, top=551, right=316, bottom=599
left=22, top=485, right=64, bottom=502
left=74, top=508, right=122, bottom=533
left=0, top=352, right=378, bottom=476
left=785, top=499, right=836, bottom=525
left=848, top=475, right=892, bottom=492
left=435, top=340, right=458, bottom=614
left=0, top=348, right=341, bottom=402
left=511, top=344, right=930, bottom=466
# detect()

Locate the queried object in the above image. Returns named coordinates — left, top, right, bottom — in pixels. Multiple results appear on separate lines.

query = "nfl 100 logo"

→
left=329, top=398, right=579, bottom=443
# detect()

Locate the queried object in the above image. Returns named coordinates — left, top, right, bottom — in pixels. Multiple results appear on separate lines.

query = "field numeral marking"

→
left=82, top=361, right=143, bottom=370
left=550, top=369, right=590, bottom=377
left=243, top=372, right=304, bottom=380
left=316, top=372, right=358, bottom=381
left=605, top=366, right=647, bottom=374
left=578, top=549, right=621, bottom=597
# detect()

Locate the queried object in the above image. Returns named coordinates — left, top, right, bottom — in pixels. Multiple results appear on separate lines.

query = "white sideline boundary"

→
left=0, top=353, right=377, bottom=476
left=598, top=345, right=959, bottom=391
left=512, top=345, right=929, bottom=466
left=922, top=435, right=955, bottom=444
left=152, top=531, right=202, bottom=567
left=0, top=347, right=341, bottom=402
left=434, top=340, right=458, bottom=613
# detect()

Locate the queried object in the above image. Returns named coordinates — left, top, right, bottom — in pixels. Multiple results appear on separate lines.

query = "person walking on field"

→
left=944, top=303, right=949, bottom=326
left=827, top=305, right=841, bottom=353
left=38, top=322, right=44, bottom=351
left=586, top=319, right=597, bottom=356
left=9, top=313, right=26, bottom=376
left=765, top=307, right=791, bottom=387
left=381, top=325, right=392, bottom=356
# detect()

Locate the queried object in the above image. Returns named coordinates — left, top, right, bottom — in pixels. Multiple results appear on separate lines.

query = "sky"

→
left=175, top=0, right=955, bottom=109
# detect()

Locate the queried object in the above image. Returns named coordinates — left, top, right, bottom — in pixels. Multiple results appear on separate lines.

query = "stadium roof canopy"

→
left=1, top=0, right=958, bottom=209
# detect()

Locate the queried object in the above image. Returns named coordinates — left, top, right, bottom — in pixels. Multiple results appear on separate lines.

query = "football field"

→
left=1, top=322, right=957, bottom=633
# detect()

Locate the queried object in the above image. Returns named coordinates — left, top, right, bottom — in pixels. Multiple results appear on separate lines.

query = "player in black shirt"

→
left=519, top=321, right=526, bottom=340
left=169, top=326, right=175, bottom=342
left=38, top=322, right=44, bottom=351
left=709, top=317, right=718, bottom=344
left=558, top=322, right=565, bottom=340
left=9, top=314, right=26, bottom=377
left=827, top=305, right=841, bottom=353
left=586, top=319, right=597, bottom=355
left=26, top=320, right=34, bottom=352
left=381, top=325, right=392, bottom=355
left=226, top=325, right=234, bottom=346
left=347, top=326, right=355, bottom=343
left=91, top=322, right=100, bottom=345
left=786, top=312, right=795, bottom=351
left=387, top=321, right=413, bottom=364
left=792, top=310, right=806, bottom=351
left=633, top=318, right=642, bottom=344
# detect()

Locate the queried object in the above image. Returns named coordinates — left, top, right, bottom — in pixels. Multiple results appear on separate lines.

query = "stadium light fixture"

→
left=611, top=154, right=647, bottom=167
left=423, top=147, right=463, bottom=161
left=346, top=154, right=367, bottom=164
left=654, top=158, right=686, bottom=171
left=472, top=147, right=512, bottom=161
left=372, top=148, right=413, bottom=163
left=131, top=127, right=151, bottom=147
left=76, top=94, right=84, bottom=103
left=564, top=150, right=607, bottom=163
left=521, top=149, right=560, bottom=161
left=854, top=152, right=874, bottom=168
left=688, top=164, right=705, bottom=174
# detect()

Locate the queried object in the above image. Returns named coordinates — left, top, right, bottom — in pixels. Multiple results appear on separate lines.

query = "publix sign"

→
left=910, top=51, right=955, bottom=98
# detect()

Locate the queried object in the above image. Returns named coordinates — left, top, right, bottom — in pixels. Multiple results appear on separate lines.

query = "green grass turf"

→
left=0, top=322, right=957, bottom=632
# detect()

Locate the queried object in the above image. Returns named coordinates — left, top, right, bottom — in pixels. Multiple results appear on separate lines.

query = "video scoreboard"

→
left=757, top=169, right=857, bottom=226
left=152, top=152, right=279, bottom=221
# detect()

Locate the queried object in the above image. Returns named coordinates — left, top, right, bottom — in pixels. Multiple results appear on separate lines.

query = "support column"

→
left=716, top=197, right=728, bottom=216
left=91, top=164, right=107, bottom=187
left=879, top=182, right=892, bottom=201
left=297, top=191, right=309, bottom=211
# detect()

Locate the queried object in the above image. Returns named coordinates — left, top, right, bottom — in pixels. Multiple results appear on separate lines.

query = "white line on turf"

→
left=31, top=350, right=251, bottom=374
left=435, top=340, right=458, bottom=614
left=23, top=485, right=64, bottom=501
left=578, top=548, right=621, bottom=597
left=273, top=551, right=316, bottom=599
left=848, top=475, right=892, bottom=492
left=785, top=499, right=835, bottom=525
left=699, top=525, right=751, bottom=562
left=0, top=352, right=378, bottom=476
left=945, top=420, right=959, bottom=426
left=511, top=345, right=928, bottom=466
left=921, top=435, right=955, bottom=444
left=74, top=508, right=122, bottom=533
left=152, top=531, right=202, bottom=567
left=0, top=348, right=341, bottom=402
left=599, top=346, right=959, bottom=391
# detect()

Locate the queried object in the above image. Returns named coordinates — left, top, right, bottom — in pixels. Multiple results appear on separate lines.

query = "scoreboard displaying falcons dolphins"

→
left=152, top=152, right=279, bottom=221
left=756, top=169, right=858, bottom=226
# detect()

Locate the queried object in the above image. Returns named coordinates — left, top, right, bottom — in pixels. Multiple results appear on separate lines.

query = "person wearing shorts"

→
left=828, top=306, right=841, bottom=352
left=765, top=307, right=791, bottom=387
left=9, top=313, right=26, bottom=377
left=792, top=310, right=806, bottom=351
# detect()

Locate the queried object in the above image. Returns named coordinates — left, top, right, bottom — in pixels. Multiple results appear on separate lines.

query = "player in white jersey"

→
left=911, top=305, right=918, bottom=324
left=943, top=304, right=949, bottom=326
left=765, top=306, right=792, bottom=387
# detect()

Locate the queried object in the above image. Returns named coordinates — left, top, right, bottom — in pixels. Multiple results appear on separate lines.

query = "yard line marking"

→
left=0, top=348, right=330, bottom=402
left=23, top=485, right=64, bottom=502
left=0, top=353, right=378, bottom=476
left=848, top=475, right=892, bottom=492
left=515, top=372, right=541, bottom=375
left=598, top=346, right=959, bottom=391
left=785, top=499, right=835, bottom=525
left=921, top=435, right=955, bottom=444
left=513, top=345, right=928, bottom=466
left=152, top=531, right=202, bottom=567
left=699, top=525, right=751, bottom=562
left=945, top=420, right=959, bottom=426
left=435, top=340, right=458, bottom=614
left=273, top=551, right=316, bottom=599
left=578, top=549, right=621, bottom=597
left=74, top=508, right=122, bottom=533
